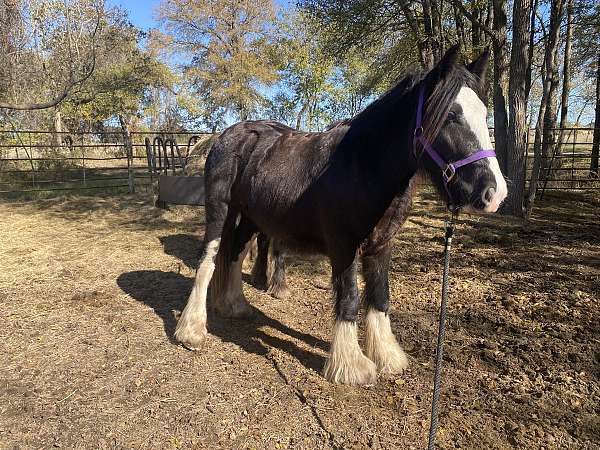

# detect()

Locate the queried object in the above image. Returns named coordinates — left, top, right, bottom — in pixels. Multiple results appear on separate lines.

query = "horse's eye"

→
left=447, top=111, right=458, bottom=123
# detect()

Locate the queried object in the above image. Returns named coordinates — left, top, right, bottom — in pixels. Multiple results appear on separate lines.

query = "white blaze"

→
left=455, top=87, right=508, bottom=212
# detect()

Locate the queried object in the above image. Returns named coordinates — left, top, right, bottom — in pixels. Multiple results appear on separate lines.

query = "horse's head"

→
left=418, top=45, right=507, bottom=213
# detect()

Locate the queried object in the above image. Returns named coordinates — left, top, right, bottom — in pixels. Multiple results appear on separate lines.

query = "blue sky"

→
left=108, top=0, right=161, bottom=31
left=108, top=0, right=293, bottom=31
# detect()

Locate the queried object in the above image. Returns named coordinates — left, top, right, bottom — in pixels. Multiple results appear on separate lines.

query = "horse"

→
left=248, top=119, right=355, bottom=298
left=174, top=44, right=508, bottom=385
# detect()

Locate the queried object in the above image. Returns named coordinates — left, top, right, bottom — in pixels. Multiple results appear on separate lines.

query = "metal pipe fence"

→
left=0, top=128, right=598, bottom=199
left=490, top=127, right=599, bottom=193
left=0, top=130, right=210, bottom=198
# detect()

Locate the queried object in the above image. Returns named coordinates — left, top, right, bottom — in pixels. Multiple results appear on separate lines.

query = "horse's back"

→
left=204, top=120, right=348, bottom=246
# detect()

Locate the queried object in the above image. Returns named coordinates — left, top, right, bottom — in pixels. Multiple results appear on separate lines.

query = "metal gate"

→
left=144, top=135, right=206, bottom=207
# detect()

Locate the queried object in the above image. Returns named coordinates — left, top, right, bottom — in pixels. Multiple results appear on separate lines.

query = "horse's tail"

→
left=208, top=214, right=235, bottom=311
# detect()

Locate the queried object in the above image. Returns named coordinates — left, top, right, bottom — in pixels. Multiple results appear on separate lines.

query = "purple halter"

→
left=413, top=85, right=496, bottom=183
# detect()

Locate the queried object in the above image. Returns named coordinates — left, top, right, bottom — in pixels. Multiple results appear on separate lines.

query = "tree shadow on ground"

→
left=117, top=270, right=327, bottom=373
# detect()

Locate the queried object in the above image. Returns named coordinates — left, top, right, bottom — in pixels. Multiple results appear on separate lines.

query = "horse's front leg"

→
left=323, top=252, right=377, bottom=385
left=362, top=245, right=408, bottom=375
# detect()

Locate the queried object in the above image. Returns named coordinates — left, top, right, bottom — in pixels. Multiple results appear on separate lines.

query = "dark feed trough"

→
left=145, top=135, right=206, bottom=207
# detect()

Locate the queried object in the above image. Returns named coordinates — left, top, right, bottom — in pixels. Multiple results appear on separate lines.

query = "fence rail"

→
left=0, top=127, right=598, bottom=199
left=520, top=127, right=599, bottom=196
left=0, top=130, right=210, bottom=198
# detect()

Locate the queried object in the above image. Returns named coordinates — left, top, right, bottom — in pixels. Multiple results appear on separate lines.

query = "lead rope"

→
left=427, top=212, right=456, bottom=450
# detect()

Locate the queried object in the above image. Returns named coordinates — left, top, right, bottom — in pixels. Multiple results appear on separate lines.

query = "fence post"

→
left=127, top=136, right=135, bottom=194
left=82, top=133, right=86, bottom=188
left=120, top=117, right=135, bottom=194
left=572, top=128, right=576, bottom=190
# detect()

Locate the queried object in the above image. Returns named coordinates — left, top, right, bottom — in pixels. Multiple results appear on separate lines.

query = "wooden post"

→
left=119, top=115, right=135, bottom=194
left=82, top=133, right=86, bottom=188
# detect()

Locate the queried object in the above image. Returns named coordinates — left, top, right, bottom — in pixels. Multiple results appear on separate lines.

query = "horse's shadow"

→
left=117, top=269, right=327, bottom=373
left=158, top=233, right=201, bottom=269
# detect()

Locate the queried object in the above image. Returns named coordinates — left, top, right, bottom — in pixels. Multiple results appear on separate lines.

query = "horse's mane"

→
left=347, top=62, right=484, bottom=144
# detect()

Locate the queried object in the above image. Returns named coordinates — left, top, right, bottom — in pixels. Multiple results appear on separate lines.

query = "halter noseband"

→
left=413, top=85, right=496, bottom=184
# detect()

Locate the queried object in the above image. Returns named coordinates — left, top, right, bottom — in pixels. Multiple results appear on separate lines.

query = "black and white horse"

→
left=175, top=45, right=507, bottom=385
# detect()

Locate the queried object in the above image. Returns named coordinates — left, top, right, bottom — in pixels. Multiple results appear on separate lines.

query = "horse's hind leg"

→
left=267, top=242, right=291, bottom=299
left=175, top=140, right=239, bottom=349
left=174, top=213, right=227, bottom=350
left=210, top=214, right=255, bottom=319
left=251, top=232, right=269, bottom=289
left=323, top=251, right=377, bottom=385
left=362, top=245, right=408, bottom=375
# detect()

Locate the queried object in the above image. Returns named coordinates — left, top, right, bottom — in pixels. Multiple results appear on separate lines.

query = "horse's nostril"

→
left=483, top=186, right=496, bottom=204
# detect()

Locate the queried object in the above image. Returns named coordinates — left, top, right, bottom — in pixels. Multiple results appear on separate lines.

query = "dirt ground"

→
left=0, top=189, right=598, bottom=450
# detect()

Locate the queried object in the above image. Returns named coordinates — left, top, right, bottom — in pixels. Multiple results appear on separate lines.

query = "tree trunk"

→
left=559, top=0, right=573, bottom=131
left=591, top=53, right=600, bottom=177
left=296, top=102, right=308, bottom=130
left=453, top=4, right=468, bottom=50
left=526, top=65, right=548, bottom=214
left=52, top=110, right=64, bottom=148
left=471, top=4, right=481, bottom=50
left=504, top=0, right=532, bottom=217
left=525, top=0, right=538, bottom=98
left=421, top=0, right=437, bottom=65
left=540, top=0, right=566, bottom=174
left=551, top=0, right=574, bottom=169
left=484, top=1, right=494, bottom=47
left=119, top=114, right=135, bottom=194
left=492, top=0, right=509, bottom=174
left=430, top=0, right=443, bottom=59
left=524, top=0, right=565, bottom=214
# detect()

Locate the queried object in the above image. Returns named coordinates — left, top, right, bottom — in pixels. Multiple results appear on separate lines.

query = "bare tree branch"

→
left=448, top=0, right=499, bottom=44
left=0, top=4, right=100, bottom=111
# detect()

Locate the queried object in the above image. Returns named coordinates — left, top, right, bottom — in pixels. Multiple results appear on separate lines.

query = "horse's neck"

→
left=349, top=89, right=418, bottom=195
left=325, top=88, right=419, bottom=240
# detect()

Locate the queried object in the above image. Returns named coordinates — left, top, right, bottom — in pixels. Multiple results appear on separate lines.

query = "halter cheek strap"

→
left=413, top=85, right=496, bottom=183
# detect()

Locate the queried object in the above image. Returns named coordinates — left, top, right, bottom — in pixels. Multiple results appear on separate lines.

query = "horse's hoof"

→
left=323, top=352, right=377, bottom=386
left=214, top=295, right=255, bottom=320
left=268, top=283, right=291, bottom=300
left=251, top=274, right=268, bottom=290
left=174, top=320, right=207, bottom=351
left=229, top=299, right=255, bottom=320
left=365, top=309, right=409, bottom=375
left=369, top=345, right=409, bottom=375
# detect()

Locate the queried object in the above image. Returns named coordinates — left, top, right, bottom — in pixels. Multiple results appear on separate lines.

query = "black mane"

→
left=347, top=62, right=484, bottom=145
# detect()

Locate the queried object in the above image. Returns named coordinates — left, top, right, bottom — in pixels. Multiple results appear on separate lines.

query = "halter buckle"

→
left=443, top=164, right=456, bottom=183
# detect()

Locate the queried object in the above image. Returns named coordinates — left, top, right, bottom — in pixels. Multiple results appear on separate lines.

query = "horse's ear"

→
left=423, top=44, right=461, bottom=89
left=438, top=43, right=461, bottom=74
left=467, top=48, right=490, bottom=83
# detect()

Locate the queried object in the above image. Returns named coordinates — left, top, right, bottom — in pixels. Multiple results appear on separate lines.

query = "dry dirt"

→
left=0, top=190, right=598, bottom=450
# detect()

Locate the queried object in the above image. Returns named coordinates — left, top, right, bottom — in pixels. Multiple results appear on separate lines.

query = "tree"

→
left=271, top=10, right=378, bottom=131
left=154, top=0, right=279, bottom=128
left=591, top=54, right=600, bottom=176
left=526, top=0, right=566, bottom=212
left=274, top=10, right=336, bottom=130
left=571, top=0, right=600, bottom=176
left=301, top=0, right=446, bottom=71
left=58, top=8, right=171, bottom=130
left=0, top=0, right=101, bottom=111
left=504, top=0, right=533, bottom=216
left=559, top=0, right=574, bottom=133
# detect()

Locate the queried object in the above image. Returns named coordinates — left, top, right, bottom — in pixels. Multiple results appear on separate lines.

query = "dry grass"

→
left=0, top=190, right=598, bottom=449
